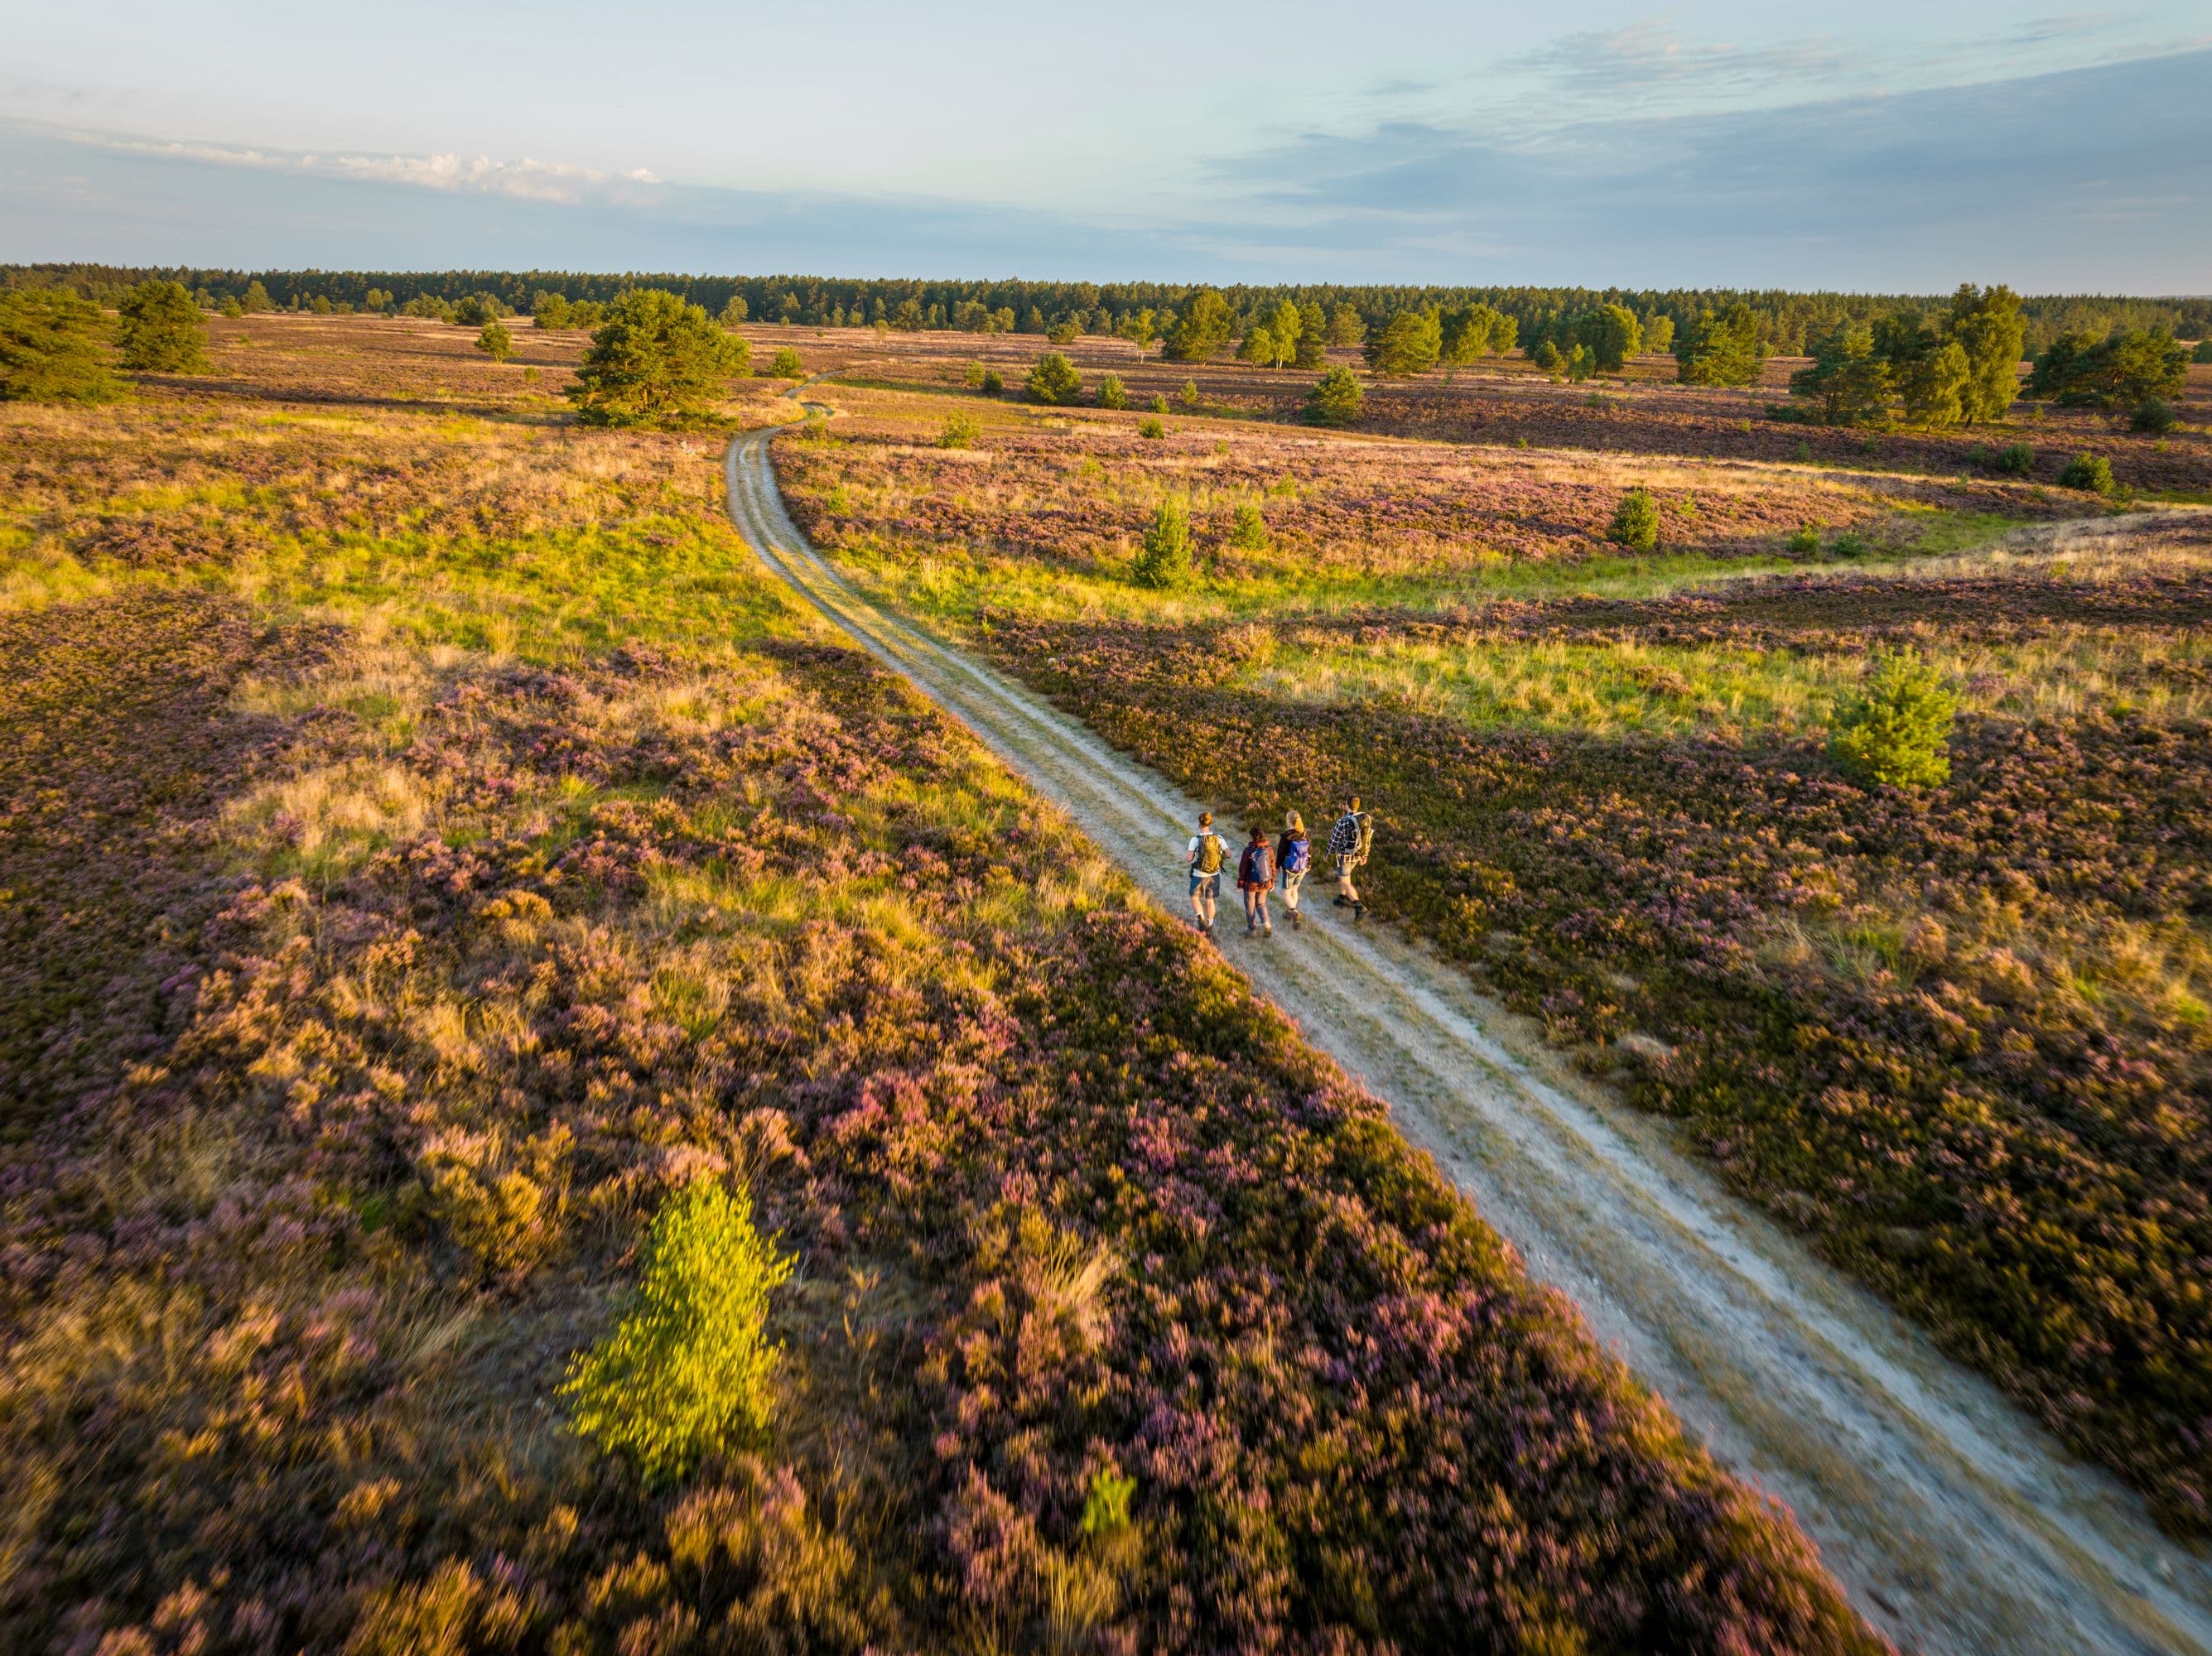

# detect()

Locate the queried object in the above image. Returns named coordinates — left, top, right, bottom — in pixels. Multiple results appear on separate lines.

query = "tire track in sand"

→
left=723, top=421, right=2212, bottom=1656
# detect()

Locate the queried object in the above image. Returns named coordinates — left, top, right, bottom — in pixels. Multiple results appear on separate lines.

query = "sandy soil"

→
left=725, top=411, right=2212, bottom=1656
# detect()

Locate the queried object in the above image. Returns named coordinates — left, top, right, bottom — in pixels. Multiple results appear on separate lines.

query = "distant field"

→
left=775, top=364, right=2212, bottom=1534
left=0, top=317, right=1884, bottom=1650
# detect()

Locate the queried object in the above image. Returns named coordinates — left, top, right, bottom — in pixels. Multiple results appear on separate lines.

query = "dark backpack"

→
left=1241, top=843, right=1274, bottom=886
left=1193, top=831, right=1225, bottom=874
left=1283, top=835, right=1311, bottom=874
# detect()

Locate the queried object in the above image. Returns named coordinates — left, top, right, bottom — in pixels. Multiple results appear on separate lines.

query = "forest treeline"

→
left=6, top=262, right=2205, bottom=355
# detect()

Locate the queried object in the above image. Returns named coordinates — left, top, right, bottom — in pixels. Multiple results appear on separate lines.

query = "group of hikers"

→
left=1185, top=796, right=1374, bottom=937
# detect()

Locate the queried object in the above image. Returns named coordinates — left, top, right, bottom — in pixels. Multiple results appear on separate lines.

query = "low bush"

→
left=1608, top=487, right=1660, bottom=553
left=769, top=346, right=805, bottom=379
left=1227, top=502, right=1270, bottom=551
left=1132, top=498, right=1193, bottom=588
left=1026, top=352, right=1082, bottom=406
left=2132, top=398, right=2177, bottom=435
left=1994, top=442, right=2036, bottom=475
left=1148, top=392, right=1169, bottom=413
left=981, top=368, right=1005, bottom=395
left=475, top=320, right=513, bottom=363
left=1304, top=364, right=1364, bottom=427
left=561, top=1179, right=793, bottom=1486
left=1136, top=415, right=1165, bottom=440
left=962, top=359, right=988, bottom=388
left=2059, top=452, right=2114, bottom=495
left=939, top=412, right=981, bottom=450
left=1096, top=373, right=1126, bottom=410
left=1827, top=647, right=1955, bottom=788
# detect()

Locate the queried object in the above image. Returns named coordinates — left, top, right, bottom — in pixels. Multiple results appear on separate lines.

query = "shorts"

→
left=1336, top=854, right=1366, bottom=877
left=1189, top=871, right=1221, bottom=898
left=1279, top=869, right=1306, bottom=898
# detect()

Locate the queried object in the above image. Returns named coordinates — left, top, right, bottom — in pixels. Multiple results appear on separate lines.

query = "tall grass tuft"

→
left=561, top=1177, right=794, bottom=1485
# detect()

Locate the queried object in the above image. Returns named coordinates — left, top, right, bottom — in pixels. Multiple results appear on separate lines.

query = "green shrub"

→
left=1995, top=442, right=2035, bottom=475
left=560, top=1178, right=793, bottom=1486
left=1136, top=416, right=1165, bottom=440
left=769, top=346, right=804, bottom=379
left=1607, top=488, right=1660, bottom=554
left=1096, top=373, right=1127, bottom=410
left=939, top=412, right=981, bottom=450
left=2131, top=398, right=2176, bottom=435
left=115, top=280, right=209, bottom=373
left=1132, top=499, right=1193, bottom=588
left=0, top=289, right=125, bottom=404
left=2059, top=452, right=2114, bottom=494
left=1177, top=378, right=1201, bottom=410
left=475, top=320, right=513, bottom=363
left=1148, top=392, right=1169, bottom=414
left=981, top=368, right=1005, bottom=395
left=1304, top=364, right=1363, bottom=426
left=1026, top=351, right=1082, bottom=405
left=218, top=296, right=243, bottom=320
left=962, top=359, right=988, bottom=388
left=2195, top=339, right=2212, bottom=365
left=1787, top=527, right=1821, bottom=554
left=1227, top=503, right=1270, bottom=551
left=1082, top=1466, right=1136, bottom=1536
left=1828, top=647, right=1956, bottom=790
left=1829, top=531, right=1868, bottom=558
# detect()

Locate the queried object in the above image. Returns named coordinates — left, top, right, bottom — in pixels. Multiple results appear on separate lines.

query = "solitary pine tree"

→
left=1026, top=351, right=1083, bottom=405
left=567, top=289, right=747, bottom=426
left=115, top=280, right=208, bottom=373
left=1305, top=365, right=1363, bottom=426
left=475, top=320, right=514, bottom=363
left=1132, top=499, right=1194, bottom=588
left=0, top=289, right=124, bottom=404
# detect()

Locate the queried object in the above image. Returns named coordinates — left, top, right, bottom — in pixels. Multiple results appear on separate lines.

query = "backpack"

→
left=1354, top=811, right=1375, bottom=860
left=1283, top=835, right=1311, bottom=874
left=1241, top=843, right=1274, bottom=886
left=1193, top=831, right=1225, bottom=874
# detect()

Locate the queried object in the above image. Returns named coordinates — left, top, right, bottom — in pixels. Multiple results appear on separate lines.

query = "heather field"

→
left=775, top=377, right=2212, bottom=1533
left=0, top=319, right=1889, bottom=1652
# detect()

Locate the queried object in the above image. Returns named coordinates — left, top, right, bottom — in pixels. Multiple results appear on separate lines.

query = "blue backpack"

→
left=1283, top=835, right=1312, bottom=874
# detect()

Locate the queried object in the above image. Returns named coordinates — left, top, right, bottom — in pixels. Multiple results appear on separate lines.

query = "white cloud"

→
left=80, top=130, right=661, bottom=205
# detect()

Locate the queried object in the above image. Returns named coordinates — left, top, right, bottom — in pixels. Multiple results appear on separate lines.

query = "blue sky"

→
left=3, top=2, right=2207, bottom=290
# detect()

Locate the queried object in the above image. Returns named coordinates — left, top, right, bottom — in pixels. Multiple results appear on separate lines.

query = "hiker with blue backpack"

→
left=1276, top=811, right=1313, bottom=931
left=1238, top=826, right=1276, bottom=936
left=1186, top=811, right=1227, bottom=934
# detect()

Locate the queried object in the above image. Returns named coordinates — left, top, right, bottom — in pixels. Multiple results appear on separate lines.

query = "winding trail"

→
left=724, top=416, right=2212, bottom=1656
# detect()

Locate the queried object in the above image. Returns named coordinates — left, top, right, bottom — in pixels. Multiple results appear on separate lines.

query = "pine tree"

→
left=567, top=289, right=747, bottom=426
left=114, top=280, right=209, bottom=373
left=0, top=289, right=124, bottom=404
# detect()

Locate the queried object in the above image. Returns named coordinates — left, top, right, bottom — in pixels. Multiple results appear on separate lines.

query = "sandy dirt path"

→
left=724, top=424, right=2212, bottom=1656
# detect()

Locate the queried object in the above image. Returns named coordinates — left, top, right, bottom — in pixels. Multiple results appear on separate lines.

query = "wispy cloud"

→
left=78, top=130, right=661, bottom=205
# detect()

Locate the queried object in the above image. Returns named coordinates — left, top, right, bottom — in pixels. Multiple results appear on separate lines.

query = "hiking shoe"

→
left=1263, top=922, right=1273, bottom=936
left=1353, top=902, right=1366, bottom=922
left=1289, top=911, right=1302, bottom=930
left=1246, top=920, right=1257, bottom=935
left=1333, top=895, right=1351, bottom=908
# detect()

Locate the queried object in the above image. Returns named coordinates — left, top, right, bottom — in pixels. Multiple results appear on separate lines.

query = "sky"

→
left=2, top=2, right=2207, bottom=291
